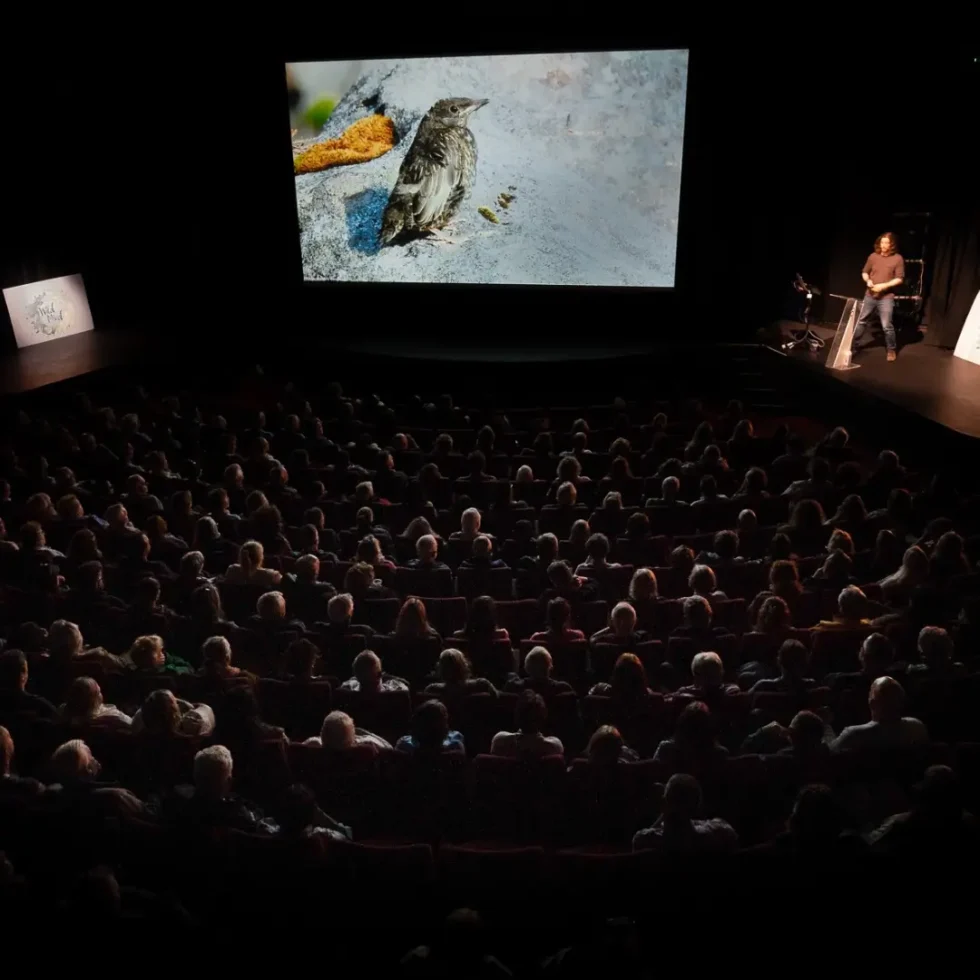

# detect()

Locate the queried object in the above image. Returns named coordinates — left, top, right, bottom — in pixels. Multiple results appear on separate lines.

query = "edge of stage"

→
left=770, top=320, right=980, bottom=442
left=3, top=326, right=978, bottom=448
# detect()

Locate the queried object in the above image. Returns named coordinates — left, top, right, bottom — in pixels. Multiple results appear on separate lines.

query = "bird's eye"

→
left=449, top=105, right=459, bottom=114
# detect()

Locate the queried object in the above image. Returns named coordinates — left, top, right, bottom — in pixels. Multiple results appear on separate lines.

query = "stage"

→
left=772, top=320, right=980, bottom=442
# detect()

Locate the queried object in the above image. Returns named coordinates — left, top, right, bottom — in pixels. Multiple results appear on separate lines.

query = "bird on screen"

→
left=379, top=97, right=489, bottom=247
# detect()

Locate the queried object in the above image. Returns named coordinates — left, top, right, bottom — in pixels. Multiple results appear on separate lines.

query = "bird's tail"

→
left=378, top=205, right=404, bottom=247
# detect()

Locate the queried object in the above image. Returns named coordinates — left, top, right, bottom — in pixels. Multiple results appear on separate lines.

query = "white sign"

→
left=3, top=274, right=95, bottom=349
left=954, top=287, right=980, bottom=367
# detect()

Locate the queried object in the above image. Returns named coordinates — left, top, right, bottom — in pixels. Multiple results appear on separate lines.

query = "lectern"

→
left=825, top=294, right=862, bottom=371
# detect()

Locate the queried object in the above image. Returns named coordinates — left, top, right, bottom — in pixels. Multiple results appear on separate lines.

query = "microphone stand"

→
left=782, top=274, right=825, bottom=351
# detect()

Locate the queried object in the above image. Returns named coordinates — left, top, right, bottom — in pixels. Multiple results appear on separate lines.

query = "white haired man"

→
left=340, top=650, right=409, bottom=694
left=48, top=739, right=146, bottom=817
left=815, top=586, right=873, bottom=631
left=451, top=507, right=482, bottom=542
left=504, top=646, right=574, bottom=698
left=166, top=744, right=278, bottom=834
left=249, top=589, right=307, bottom=634
left=319, top=592, right=375, bottom=641
left=677, top=651, right=740, bottom=705
left=831, top=676, right=929, bottom=753
left=304, top=710, right=391, bottom=752
left=589, top=601, right=650, bottom=650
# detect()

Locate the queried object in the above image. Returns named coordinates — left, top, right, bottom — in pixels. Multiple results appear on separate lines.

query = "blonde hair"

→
left=128, top=634, right=165, bottom=669
left=239, top=540, right=264, bottom=573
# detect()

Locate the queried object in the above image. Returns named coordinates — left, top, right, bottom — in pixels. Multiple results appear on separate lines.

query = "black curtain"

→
left=924, top=206, right=980, bottom=349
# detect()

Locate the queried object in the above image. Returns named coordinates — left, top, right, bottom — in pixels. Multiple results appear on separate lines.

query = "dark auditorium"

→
left=2, top=25, right=980, bottom=970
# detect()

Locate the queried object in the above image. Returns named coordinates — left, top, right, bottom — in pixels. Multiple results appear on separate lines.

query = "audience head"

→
left=683, top=595, right=712, bottom=630
left=609, top=601, right=637, bottom=637
left=670, top=545, right=695, bottom=576
left=629, top=567, right=658, bottom=602
left=788, top=783, right=843, bottom=843
left=285, top=638, right=319, bottom=679
left=791, top=498, right=826, bottom=530
left=0, top=725, right=13, bottom=775
left=256, top=591, right=286, bottom=622
left=868, top=676, right=906, bottom=723
left=396, top=597, right=431, bottom=637
left=586, top=725, right=627, bottom=765
left=471, top=534, right=493, bottom=560
left=917, top=626, right=953, bottom=669
left=661, top=475, right=680, bottom=502
left=180, top=550, right=205, bottom=579
left=0, top=650, right=28, bottom=692
left=675, top=700, right=715, bottom=748
left=859, top=633, right=893, bottom=675
left=416, top=534, right=439, bottom=564
left=438, top=648, right=472, bottom=685
left=556, top=481, right=577, bottom=507
left=50, top=739, right=100, bottom=784
left=778, top=639, right=809, bottom=679
left=610, top=652, right=648, bottom=697
left=140, top=689, right=182, bottom=735
left=737, top=508, right=758, bottom=533
left=757, top=595, right=790, bottom=633
left=194, top=744, right=233, bottom=798
left=713, top=529, right=738, bottom=561
left=626, top=510, right=650, bottom=540
left=129, top=634, right=165, bottom=670
left=47, top=620, right=84, bottom=661
left=537, top=533, right=559, bottom=563
left=688, top=564, right=717, bottom=597
left=515, top=691, right=548, bottom=736
left=569, top=519, right=590, bottom=547
left=239, top=540, right=265, bottom=573
left=466, top=596, right=498, bottom=635
left=770, top=559, right=801, bottom=596
left=662, top=773, right=703, bottom=821
left=548, top=560, right=575, bottom=590
left=546, top=597, right=573, bottom=634
left=691, top=650, right=725, bottom=690
left=586, top=532, right=611, bottom=563
left=327, top=593, right=354, bottom=626
left=789, top=711, right=826, bottom=755
left=352, top=649, right=383, bottom=692
left=319, top=711, right=357, bottom=751
left=412, top=699, right=451, bottom=751
left=202, top=635, right=233, bottom=671
left=827, top=528, right=854, bottom=557
left=837, top=585, right=867, bottom=621
left=524, top=646, right=554, bottom=681
left=460, top=507, right=481, bottom=537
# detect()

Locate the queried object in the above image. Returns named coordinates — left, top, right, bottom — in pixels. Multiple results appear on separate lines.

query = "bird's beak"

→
left=469, top=99, right=489, bottom=112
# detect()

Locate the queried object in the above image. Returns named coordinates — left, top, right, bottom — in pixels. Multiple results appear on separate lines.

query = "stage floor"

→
left=775, top=321, right=980, bottom=441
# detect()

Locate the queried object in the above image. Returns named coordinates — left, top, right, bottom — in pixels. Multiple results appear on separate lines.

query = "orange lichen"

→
left=293, top=115, right=396, bottom=174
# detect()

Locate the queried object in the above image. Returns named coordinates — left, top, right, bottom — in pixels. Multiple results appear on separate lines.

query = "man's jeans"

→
left=853, top=292, right=896, bottom=351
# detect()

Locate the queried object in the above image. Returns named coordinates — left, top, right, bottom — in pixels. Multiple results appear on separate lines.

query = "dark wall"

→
left=2, top=32, right=976, bottom=353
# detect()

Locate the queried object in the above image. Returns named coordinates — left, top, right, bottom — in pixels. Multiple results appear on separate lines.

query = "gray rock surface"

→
left=295, top=51, right=688, bottom=286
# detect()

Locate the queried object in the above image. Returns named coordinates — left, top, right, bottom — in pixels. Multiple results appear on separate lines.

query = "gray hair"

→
left=691, top=651, right=724, bottom=685
left=683, top=595, right=712, bottom=627
left=320, top=710, right=356, bottom=750
left=327, top=592, right=354, bottom=624
left=524, top=646, right=553, bottom=679
left=838, top=586, right=866, bottom=618
left=194, top=744, right=233, bottom=794
left=51, top=739, right=98, bottom=783
left=48, top=619, right=84, bottom=658
left=461, top=507, right=481, bottom=532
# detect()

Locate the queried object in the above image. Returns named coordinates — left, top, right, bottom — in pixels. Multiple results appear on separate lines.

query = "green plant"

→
left=304, top=97, right=337, bottom=132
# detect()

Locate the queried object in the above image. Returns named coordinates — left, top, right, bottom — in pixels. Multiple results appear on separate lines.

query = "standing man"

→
left=854, top=232, right=905, bottom=362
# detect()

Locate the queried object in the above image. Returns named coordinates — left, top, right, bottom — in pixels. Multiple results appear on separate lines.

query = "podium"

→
left=825, top=294, right=862, bottom=371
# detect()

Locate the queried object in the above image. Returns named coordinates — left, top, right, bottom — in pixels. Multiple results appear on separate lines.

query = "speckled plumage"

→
left=379, top=97, right=488, bottom=246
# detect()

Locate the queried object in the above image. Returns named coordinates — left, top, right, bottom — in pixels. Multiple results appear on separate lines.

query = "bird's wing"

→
left=392, top=132, right=461, bottom=229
